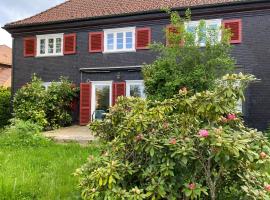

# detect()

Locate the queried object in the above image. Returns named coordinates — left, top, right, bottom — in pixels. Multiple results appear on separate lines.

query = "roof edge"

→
left=3, top=0, right=267, bottom=31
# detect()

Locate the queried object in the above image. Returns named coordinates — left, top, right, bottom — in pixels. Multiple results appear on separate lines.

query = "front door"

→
left=91, top=81, right=112, bottom=120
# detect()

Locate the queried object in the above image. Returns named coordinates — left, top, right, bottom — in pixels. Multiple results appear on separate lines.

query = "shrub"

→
left=0, top=119, right=50, bottom=147
left=0, top=87, right=12, bottom=128
left=46, top=78, right=78, bottom=129
left=13, top=75, right=78, bottom=130
left=77, top=74, right=270, bottom=200
left=143, top=10, right=234, bottom=101
left=13, top=75, right=47, bottom=127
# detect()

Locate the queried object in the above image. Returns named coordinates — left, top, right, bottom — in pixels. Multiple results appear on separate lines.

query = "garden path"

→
left=43, top=125, right=95, bottom=145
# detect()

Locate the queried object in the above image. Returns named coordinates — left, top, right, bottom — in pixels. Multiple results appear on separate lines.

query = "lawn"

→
left=0, top=141, right=100, bottom=200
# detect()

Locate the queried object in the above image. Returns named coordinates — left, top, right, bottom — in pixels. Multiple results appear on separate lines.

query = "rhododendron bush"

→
left=77, top=74, right=270, bottom=200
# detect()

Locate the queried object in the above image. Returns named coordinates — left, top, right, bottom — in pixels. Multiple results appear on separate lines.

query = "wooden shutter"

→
left=24, top=37, right=36, bottom=57
left=223, top=19, right=242, bottom=44
left=80, top=83, right=91, bottom=125
left=136, top=27, right=151, bottom=49
left=112, top=82, right=126, bottom=105
left=166, top=25, right=183, bottom=46
left=89, top=32, right=104, bottom=53
left=64, top=33, right=76, bottom=54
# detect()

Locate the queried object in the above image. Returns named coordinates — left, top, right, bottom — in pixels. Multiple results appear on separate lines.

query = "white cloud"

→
left=0, top=29, right=12, bottom=48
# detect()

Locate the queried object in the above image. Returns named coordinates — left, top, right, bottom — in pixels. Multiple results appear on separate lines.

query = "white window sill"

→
left=103, top=50, right=136, bottom=54
left=36, top=54, right=64, bottom=58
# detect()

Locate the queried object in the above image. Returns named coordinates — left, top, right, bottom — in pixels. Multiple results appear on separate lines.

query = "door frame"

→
left=91, top=81, right=113, bottom=120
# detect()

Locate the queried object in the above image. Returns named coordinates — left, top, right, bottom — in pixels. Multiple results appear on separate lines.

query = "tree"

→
left=143, top=10, right=235, bottom=101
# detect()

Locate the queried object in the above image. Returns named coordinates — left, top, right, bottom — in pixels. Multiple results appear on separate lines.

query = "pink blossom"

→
left=169, top=138, right=177, bottom=145
left=199, top=129, right=209, bottom=138
left=227, top=114, right=236, bottom=121
left=188, top=183, right=196, bottom=190
left=265, top=185, right=270, bottom=192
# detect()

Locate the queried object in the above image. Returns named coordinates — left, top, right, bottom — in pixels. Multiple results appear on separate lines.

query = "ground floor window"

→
left=126, top=80, right=146, bottom=98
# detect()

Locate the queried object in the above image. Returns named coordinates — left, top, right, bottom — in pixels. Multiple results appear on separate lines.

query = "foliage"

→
left=0, top=119, right=49, bottom=147
left=77, top=74, right=270, bottom=200
left=46, top=78, right=78, bottom=129
left=13, top=75, right=48, bottom=127
left=0, top=139, right=100, bottom=200
left=0, top=86, right=12, bottom=128
left=143, top=10, right=235, bottom=101
left=13, top=75, right=78, bottom=129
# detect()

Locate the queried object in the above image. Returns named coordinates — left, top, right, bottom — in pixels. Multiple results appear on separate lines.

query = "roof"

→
left=0, top=67, right=11, bottom=87
left=5, top=0, right=246, bottom=28
left=0, top=45, right=12, bottom=66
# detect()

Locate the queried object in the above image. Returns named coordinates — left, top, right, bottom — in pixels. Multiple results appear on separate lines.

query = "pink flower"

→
left=265, top=185, right=270, bottom=192
left=169, top=138, right=177, bottom=145
left=199, top=129, right=209, bottom=138
left=260, top=152, right=267, bottom=159
left=227, top=114, right=236, bottom=121
left=188, top=183, right=196, bottom=190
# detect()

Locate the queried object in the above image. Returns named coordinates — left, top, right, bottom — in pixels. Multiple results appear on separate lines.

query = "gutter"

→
left=3, top=0, right=268, bottom=32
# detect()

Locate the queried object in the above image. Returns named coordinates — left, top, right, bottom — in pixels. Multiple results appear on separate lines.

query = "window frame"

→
left=185, top=19, right=222, bottom=47
left=103, top=27, right=136, bottom=53
left=36, top=33, right=64, bottom=57
left=126, top=80, right=146, bottom=98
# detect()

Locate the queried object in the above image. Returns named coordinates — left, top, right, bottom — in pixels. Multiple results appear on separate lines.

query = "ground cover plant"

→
left=0, top=120, right=100, bottom=200
left=0, top=86, right=12, bottom=128
left=77, top=74, right=270, bottom=200
left=13, top=75, right=78, bottom=130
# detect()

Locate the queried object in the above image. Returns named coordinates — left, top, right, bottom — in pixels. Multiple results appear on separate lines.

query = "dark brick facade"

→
left=10, top=5, right=270, bottom=130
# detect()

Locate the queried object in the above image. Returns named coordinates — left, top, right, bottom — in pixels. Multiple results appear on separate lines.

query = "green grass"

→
left=0, top=142, right=100, bottom=200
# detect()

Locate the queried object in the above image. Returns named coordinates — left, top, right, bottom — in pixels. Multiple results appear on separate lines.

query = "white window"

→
left=36, top=33, right=64, bottom=57
left=104, top=27, right=136, bottom=53
left=185, top=19, right=222, bottom=46
left=126, top=80, right=146, bottom=98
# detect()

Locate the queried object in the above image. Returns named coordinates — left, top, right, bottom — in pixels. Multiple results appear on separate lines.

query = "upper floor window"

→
left=36, top=33, right=64, bottom=57
left=104, top=27, right=136, bottom=53
left=185, top=19, right=222, bottom=46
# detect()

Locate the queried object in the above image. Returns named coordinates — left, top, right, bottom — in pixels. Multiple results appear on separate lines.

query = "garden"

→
left=0, top=10, right=270, bottom=200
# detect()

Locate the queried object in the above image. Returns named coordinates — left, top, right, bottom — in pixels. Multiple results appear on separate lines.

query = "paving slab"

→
left=43, top=125, right=96, bottom=145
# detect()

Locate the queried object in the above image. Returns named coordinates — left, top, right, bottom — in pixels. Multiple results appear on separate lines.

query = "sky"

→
left=0, top=0, right=65, bottom=48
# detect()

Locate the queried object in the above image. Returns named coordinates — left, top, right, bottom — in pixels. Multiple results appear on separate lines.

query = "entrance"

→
left=91, top=81, right=112, bottom=120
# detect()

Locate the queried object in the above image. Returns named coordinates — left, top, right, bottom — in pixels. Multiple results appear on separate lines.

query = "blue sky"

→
left=0, top=0, right=65, bottom=47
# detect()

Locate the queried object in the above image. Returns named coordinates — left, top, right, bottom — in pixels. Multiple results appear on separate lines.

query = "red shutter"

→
left=136, top=27, right=151, bottom=50
left=112, top=82, right=126, bottom=105
left=24, top=37, right=36, bottom=57
left=166, top=25, right=183, bottom=46
left=89, top=32, right=104, bottom=53
left=64, top=33, right=76, bottom=54
left=80, top=83, right=91, bottom=125
left=223, top=19, right=242, bottom=44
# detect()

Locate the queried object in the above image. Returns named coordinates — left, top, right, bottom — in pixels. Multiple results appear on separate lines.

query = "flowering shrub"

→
left=13, top=75, right=78, bottom=129
left=77, top=74, right=270, bottom=200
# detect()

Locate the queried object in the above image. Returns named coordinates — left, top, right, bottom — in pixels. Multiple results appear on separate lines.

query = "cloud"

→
left=0, top=0, right=65, bottom=48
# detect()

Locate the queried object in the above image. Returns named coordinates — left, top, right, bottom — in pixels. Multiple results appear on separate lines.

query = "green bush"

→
left=77, top=74, right=270, bottom=200
left=143, top=10, right=234, bottom=101
left=13, top=75, right=78, bottom=130
left=0, top=87, right=12, bottom=128
left=0, top=119, right=50, bottom=147
left=13, top=76, right=48, bottom=127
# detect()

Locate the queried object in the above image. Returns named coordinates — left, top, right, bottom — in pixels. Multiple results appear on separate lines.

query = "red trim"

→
left=24, top=37, right=36, bottom=57
left=112, top=82, right=126, bottom=105
left=136, top=27, right=151, bottom=50
left=64, top=33, right=76, bottom=54
left=80, top=83, right=91, bottom=125
left=89, top=32, right=104, bottom=53
left=223, top=19, right=242, bottom=44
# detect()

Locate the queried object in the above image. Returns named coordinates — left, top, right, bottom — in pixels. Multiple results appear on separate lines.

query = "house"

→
left=3, top=0, right=270, bottom=129
left=0, top=45, right=12, bottom=87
